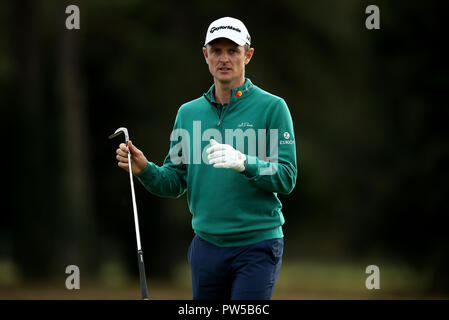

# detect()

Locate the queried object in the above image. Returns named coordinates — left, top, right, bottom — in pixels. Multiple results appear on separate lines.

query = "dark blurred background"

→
left=1, top=0, right=448, bottom=299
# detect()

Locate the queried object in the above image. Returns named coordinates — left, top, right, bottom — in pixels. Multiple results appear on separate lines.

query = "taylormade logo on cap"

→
left=210, top=25, right=241, bottom=33
left=204, top=17, right=251, bottom=47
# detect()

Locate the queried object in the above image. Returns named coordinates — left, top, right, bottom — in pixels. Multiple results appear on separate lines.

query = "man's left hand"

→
left=206, top=139, right=246, bottom=172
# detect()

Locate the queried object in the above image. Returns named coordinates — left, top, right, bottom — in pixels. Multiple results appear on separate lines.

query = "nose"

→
left=218, top=51, right=230, bottom=63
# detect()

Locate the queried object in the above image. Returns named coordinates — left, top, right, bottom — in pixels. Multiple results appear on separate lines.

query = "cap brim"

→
left=204, top=34, right=247, bottom=46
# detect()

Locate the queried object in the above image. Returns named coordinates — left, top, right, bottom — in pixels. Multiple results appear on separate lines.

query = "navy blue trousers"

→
left=187, top=235, right=283, bottom=300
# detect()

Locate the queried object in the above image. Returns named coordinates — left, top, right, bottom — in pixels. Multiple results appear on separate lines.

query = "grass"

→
left=0, top=260, right=446, bottom=300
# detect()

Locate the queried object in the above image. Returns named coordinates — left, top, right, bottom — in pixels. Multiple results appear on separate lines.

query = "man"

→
left=115, top=17, right=297, bottom=300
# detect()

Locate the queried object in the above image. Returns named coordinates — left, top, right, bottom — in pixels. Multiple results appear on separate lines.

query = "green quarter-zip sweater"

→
left=136, top=78, right=297, bottom=247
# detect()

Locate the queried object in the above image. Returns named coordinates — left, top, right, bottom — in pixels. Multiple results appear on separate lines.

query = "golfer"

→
left=115, top=17, right=297, bottom=300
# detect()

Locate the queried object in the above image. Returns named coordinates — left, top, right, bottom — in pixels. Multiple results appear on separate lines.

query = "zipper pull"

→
left=217, top=119, right=221, bottom=126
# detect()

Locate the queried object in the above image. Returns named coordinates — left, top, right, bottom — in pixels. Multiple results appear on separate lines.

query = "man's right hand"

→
left=116, top=141, right=148, bottom=175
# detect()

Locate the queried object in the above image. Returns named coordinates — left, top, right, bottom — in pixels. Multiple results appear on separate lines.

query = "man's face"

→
left=203, top=38, right=254, bottom=86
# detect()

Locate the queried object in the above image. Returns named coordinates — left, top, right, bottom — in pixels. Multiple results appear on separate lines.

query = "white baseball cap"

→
left=204, top=17, right=251, bottom=47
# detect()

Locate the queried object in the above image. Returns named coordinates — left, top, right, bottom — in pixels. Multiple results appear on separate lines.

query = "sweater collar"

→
left=204, top=78, right=254, bottom=105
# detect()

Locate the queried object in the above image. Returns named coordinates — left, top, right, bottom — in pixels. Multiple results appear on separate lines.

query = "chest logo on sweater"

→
left=237, top=122, right=254, bottom=128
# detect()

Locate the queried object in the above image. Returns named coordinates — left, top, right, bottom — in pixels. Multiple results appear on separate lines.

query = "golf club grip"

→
left=137, top=250, right=149, bottom=300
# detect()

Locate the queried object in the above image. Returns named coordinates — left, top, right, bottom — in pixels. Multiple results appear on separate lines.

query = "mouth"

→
left=218, top=67, right=232, bottom=72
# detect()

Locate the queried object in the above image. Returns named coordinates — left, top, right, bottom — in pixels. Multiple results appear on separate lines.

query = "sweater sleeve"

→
left=134, top=111, right=188, bottom=198
left=242, top=98, right=297, bottom=194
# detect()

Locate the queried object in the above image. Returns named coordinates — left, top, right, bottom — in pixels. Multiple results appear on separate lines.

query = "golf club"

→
left=109, top=127, right=149, bottom=300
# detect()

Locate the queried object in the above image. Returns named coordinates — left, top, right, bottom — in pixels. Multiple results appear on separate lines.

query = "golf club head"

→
left=109, top=127, right=129, bottom=143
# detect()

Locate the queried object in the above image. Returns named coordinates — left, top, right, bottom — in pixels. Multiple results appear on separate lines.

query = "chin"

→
left=215, top=76, right=233, bottom=84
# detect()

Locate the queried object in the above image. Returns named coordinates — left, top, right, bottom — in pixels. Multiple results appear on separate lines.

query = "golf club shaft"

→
left=127, top=152, right=142, bottom=251
left=127, top=149, right=149, bottom=300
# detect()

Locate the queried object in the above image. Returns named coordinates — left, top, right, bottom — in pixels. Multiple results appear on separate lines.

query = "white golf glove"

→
left=206, top=139, right=246, bottom=172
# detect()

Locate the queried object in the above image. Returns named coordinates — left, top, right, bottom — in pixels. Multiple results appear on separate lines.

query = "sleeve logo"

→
left=281, top=131, right=294, bottom=145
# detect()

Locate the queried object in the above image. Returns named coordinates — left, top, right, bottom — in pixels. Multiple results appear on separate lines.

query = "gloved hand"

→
left=206, top=139, right=246, bottom=172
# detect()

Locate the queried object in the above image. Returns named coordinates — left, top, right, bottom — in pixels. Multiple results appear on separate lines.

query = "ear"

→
left=244, top=47, right=254, bottom=65
left=203, top=46, right=209, bottom=64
